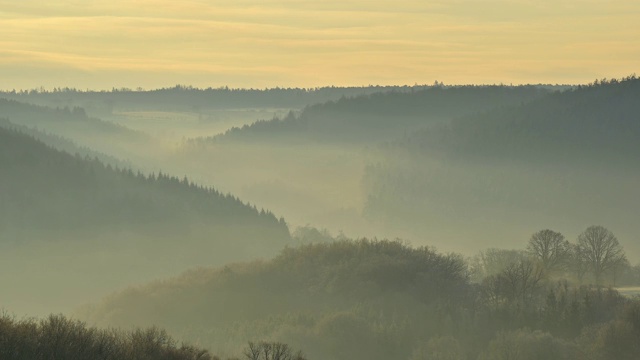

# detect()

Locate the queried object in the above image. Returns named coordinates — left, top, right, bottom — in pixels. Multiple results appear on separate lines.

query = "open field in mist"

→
left=618, top=287, right=640, bottom=298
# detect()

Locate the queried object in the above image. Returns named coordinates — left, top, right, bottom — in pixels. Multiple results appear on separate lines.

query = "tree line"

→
left=527, top=226, right=627, bottom=285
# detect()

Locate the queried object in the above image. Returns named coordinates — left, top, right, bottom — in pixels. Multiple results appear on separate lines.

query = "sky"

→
left=1, top=0, right=638, bottom=90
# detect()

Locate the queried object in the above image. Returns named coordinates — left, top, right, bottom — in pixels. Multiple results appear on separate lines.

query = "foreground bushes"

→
left=0, top=312, right=211, bottom=360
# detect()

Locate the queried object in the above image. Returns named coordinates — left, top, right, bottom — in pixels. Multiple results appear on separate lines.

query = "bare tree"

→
left=577, top=226, right=625, bottom=285
left=527, top=229, right=571, bottom=273
left=244, top=342, right=262, bottom=360
left=502, top=258, right=545, bottom=305
left=478, top=248, right=527, bottom=277
left=243, top=342, right=306, bottom=360
left=481, top=257, right=545, bottom=307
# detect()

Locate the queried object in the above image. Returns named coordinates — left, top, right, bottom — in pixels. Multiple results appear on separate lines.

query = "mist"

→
left=3, top=1, right=640, bottom=357
left=2, top=78, right=640, bottom=360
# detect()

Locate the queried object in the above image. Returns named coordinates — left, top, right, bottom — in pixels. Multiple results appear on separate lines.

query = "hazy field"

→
left=617, top=287, right=640, bottom=298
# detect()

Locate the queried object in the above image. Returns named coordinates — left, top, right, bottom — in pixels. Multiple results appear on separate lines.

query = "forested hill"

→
left=202, top=85, right=552, bottom=144
left=82, top=239, right=640, bottom=360
left=0, top=118, right=129, bottom=168
left=361, top=76, right=640, bottom=254
left=0, top=126, right=290, bottom=247
left=82, top=239, right=469, bottom=360
left=402, top=76, right=640, bottom=164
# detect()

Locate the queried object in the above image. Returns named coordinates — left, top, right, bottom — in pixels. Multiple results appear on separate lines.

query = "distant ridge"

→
left=0, top=85, right=434, bottom=115
left=0, top=117, right=129, bottom=168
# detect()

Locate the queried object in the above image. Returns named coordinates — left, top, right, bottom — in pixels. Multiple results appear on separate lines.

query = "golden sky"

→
left=1, top=0, right=638, bottom=89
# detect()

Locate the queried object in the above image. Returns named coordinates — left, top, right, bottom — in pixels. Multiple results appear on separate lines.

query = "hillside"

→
left=0, top=126, right=289, bottom=242
left=201, top=85, right=552, bottom=144
left=3, top=86, right=442, bottom=145
left=0, top=98, right=134, bottom=137
left=82, top=239, right=470, bottom=360
left=0, top=127, right=290, bottom=315
left=363, top=76, right=640, bottom=254
left=0, top=98, right=159, bottom=166
left=405, top=76, right=640, bottom=164
left=82, top=239, right=640, bottom=360
left=173, top=85, right=555, bottom=237
left=0, top=118, right=129, bottom=168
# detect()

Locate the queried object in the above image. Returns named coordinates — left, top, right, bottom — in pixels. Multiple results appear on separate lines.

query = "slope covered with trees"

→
left=0, top=127, right=290, bottom=315
left=200, top=85, right=551, bottom=144
left=363, top=76, right=640, bottom=253
left=0, top=98, right=160, bottom=169
left=0, top=126, right=288, bottom=244
left=404, top=76, right=640, bottom=163
left=82, top=239, right=470, bottom=360
left=82, top=238, right=640, bottom=360
left=0, top=118, right=129, bottom=168
left=0, top=98, right=135, bottom=138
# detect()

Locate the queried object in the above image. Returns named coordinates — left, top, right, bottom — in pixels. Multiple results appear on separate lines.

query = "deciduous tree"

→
left=527, top=229, right=571, bottom=273
left=577, top=226, right=625, bottom=285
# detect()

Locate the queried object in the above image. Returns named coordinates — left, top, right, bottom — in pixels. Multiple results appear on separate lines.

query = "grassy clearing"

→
left=616, top=287, right=640, bottom=297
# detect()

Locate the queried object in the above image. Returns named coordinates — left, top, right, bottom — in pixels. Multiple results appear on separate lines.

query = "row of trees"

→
left=0, top=312, right=309, bottom=360
left=472, top=225, right=633, bottom=315
left=243, top=342, right=306, bottom=360
left=527, top=226, right=626, bottom=285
